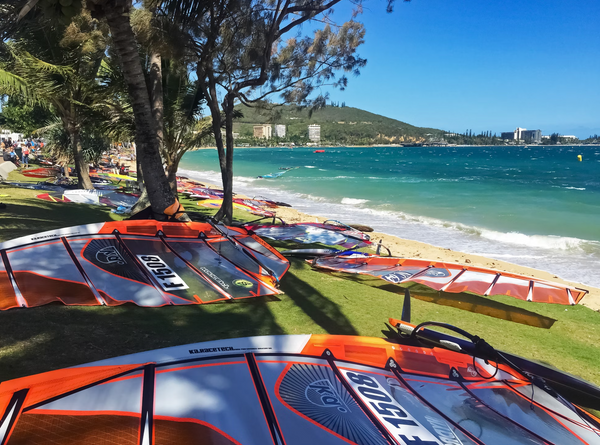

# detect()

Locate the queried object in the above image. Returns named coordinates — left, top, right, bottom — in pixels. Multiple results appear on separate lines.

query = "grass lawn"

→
left=1, top=171, right=600, bottom=400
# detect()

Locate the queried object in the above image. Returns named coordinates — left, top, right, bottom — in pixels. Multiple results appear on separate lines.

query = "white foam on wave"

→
left=341, top=197, right=369, bottom=205
left=478, top=230, right=590, bottom=251
left=298, top=193, right=328, bottom=202
left=305, top=165, right=316, bottom=168
left=552, top=186, right=586, bottom=191
left=176, top=166, right=600, bottom=287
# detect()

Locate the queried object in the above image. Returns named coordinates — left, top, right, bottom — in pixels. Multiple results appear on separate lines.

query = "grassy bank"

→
left=1, top=173, right=599, bottom=396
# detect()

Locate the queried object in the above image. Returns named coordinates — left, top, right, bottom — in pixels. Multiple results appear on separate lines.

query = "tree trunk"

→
left=149, top=52, right=164, bottom=147
left=70, top=126, right=94, bottom=190
left=166, top=159, right=179, bottom=195
left=103, top=7, right=187, bottom=221
left=220, top=94, right=235, bottom=224
left=203, top=74, right=233, bottom=224
left=131, top=144, right=151, bottom=215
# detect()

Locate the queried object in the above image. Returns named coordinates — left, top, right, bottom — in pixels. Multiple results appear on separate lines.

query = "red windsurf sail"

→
left=0, top=221, right=289, bottom=310
left=1, top=333, right=598, bottom=444
left=311, top=253, right=588, bottom=305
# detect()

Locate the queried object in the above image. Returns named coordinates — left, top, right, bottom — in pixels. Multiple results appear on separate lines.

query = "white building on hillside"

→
left=274, top=125, right=286, bottom=138
left=308, top=124, right=321, bottom=143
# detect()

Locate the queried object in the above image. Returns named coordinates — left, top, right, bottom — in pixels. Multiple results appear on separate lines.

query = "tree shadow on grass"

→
left=0, top=201, right=115, bottom=241
left=0, top=298, right=284, bottom=381
left=279, top=259, right=358, bottom=336
left=327, top=273, right=557, bottom=329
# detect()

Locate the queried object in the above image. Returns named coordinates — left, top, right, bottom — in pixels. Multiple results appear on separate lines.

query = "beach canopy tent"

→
left=244, top=221, right=372, bottom=250
left=0, top=221, right=289, bottom=310
left=1, top=331, right=599, bottom=444
left=311, top=253, right=588, bottom=305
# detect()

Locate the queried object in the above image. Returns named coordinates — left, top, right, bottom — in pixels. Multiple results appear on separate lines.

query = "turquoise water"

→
left=179, top=146, right=600, bottom=287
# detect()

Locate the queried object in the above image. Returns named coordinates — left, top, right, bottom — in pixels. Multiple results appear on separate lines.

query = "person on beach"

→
left=8, top=148, right=19, bottom=166
left=22, top=145, right=30, bottom=167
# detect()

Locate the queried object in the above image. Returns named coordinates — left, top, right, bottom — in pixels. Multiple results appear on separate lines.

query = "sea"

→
left=179, top=145, right=600, bottom=288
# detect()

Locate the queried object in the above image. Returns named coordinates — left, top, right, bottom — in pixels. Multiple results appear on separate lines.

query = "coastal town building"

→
left=501, top=127, right=541, bottom=143
left=253, top=125, right=272, bottom=139
left=220, top=129, right=240, bottom=139
left=274, top=124, right=286, bottom=138
left=308, top=124, right=321, bottom=143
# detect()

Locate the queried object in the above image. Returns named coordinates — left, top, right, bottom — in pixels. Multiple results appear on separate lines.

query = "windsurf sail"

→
left=0, top=221, right=289, bottom=310
left=21, top=167, right=60, bottom=178
left=311, top=252, right=588, bottom=305
left=245, top=221, right=371, bottom=249
left=95, top=172, right=137, bottom=181
left=5, top=182, right=67, bottom=192
left=35, top=190, right=138, bottom=208
left=257, top=167, right=298, bottom=179
left=198, top=199, right=274, bottom=217
left=0, top=161, right=16, bottom=180
left=1, top=331, right=598, bottom=444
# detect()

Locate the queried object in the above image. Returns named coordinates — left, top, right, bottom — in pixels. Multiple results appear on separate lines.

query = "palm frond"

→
left=0, top=68, right=39, bottom=104
left=18, top=50, right=75, bottom=79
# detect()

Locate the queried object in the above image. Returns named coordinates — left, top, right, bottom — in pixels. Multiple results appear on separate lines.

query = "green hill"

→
left=232, top=104, right=444, bottom=145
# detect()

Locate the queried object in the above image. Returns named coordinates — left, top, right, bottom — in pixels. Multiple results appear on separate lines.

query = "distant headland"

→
left=224, top=104, right=599, bottom=147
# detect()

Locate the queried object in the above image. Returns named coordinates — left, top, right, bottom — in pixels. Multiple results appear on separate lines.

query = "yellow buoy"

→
left=577, top=154, right=582, bottom=161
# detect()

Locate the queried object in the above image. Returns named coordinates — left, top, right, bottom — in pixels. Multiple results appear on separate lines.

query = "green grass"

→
left=1, top=173, right=600, bottom=400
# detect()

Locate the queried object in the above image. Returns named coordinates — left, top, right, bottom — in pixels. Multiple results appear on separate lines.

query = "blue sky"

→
left=323, top=0, right=600, bottom=138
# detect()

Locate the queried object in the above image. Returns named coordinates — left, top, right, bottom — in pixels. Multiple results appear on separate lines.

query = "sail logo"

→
left=96, top=246, right=126, bottom=265
left=425, top=268, right=450, bottom=278
left=305, top=379, right=349, bottom=412
left=200, top=267, right=230, bottom=289
left=382, top=271, right=414, bottom=283
left=341, top=370, right=443, bottom=445
left=138, top=255, right=189, bottom=291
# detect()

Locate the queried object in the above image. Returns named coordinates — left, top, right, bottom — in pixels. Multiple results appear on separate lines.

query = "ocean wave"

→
left=478, top=229, right=596, bottom=252
left=334, top=176, right=356, bottom=179
left=363, top=206, right=600, bottom=253
left=297, top=194, right=328, bottom=202
left=176, top=165, right=600, bottom=287
left=552, top=186, right=586, bottom=191
left=304, top=166, right=316, bottom=168
left=341, top=198, right=369, bottom=205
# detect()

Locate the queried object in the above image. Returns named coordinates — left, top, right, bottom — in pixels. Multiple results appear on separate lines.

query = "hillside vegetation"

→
left=232, top=104, right=444, bottom=145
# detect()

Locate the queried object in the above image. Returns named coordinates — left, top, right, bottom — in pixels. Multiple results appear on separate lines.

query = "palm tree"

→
left=4, top=0, right=188, bottom=219
left=160, top=59, right=212, bottom=192
left=87, top=0, right=187, bottom=219
left=0, top=12, right=109, bottom=189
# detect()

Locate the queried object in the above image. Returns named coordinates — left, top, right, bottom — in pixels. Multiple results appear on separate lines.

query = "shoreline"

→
left=191, top=143, right=600, bottom=150
left=179, top=172, right=600, bottom=311
left=270, top=206, right=600, bottom=311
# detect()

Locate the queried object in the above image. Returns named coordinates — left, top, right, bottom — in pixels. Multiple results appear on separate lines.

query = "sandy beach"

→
left=268, top=204, right=600, bottom=312
left=175, top=165, right=600, bottom=311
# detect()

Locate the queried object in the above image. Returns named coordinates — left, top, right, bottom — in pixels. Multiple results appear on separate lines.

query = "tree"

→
left=0, top=15, right=107, bottom=189
left=2, top=0, right=189, bottom=218
left=161, top=0, right=368, bottom=223
left=160, top=60, right=213, bottom=192
left=0, top=97, right=53, bottom=136
left=86, top=0, right=190, bottom=219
